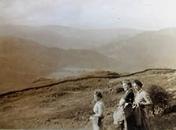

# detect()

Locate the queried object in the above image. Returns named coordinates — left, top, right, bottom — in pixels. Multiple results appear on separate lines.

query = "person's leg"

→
left=93, top=123, right=100, bottom=130
left=92, top=117, right=100, bottom=130
left=120, top=120, right=124, bottom=130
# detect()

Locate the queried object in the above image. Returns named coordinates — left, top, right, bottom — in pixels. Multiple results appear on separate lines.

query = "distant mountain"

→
left=0, top=36, right=114, bottom=92
left=0, top=25, right=141, bottom=49
left=98, top=28, right=176, bottom=72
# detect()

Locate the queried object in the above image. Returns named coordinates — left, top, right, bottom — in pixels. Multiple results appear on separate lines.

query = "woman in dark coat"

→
left=117, top=80, right=136, bottom=130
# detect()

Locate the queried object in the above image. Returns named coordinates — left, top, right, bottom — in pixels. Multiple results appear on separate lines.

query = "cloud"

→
left=0, top=0, right=176, bottom=29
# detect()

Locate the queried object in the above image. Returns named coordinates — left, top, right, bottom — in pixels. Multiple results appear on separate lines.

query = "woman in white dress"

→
left=132, top=80, right=153, bottom=130
left=90, top=90, right=105, bottom=130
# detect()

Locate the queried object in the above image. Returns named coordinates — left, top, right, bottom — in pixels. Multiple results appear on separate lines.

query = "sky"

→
left=0, top=0, right=176, bottom=29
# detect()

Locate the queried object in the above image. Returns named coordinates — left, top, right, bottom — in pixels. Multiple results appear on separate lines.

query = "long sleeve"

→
left=119, top=89, right=134, bottom=107
left=142, top=91, right=152, bottom=105
left=136, top=91, right=152, bottom=106
left=119, top=98, right=125, bottom=106
left=124, top=89, right=134, bottom=103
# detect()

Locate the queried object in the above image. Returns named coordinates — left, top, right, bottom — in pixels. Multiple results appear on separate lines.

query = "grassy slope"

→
left=0, top=69, right=175, bottom=129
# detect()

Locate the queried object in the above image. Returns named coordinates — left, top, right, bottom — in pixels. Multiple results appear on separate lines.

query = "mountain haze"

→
left=98, top=28, right=176, bottom=71
left=0, top=36, right=113, bottom=92
left=0, top=25, right=141, bottom=49
left=1, top=26, right=176, bottom=78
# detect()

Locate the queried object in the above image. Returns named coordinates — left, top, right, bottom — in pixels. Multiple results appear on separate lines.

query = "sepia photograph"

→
left=0, top=0, right=176, bottom=130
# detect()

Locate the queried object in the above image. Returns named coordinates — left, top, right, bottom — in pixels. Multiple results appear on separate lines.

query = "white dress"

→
left=91, top=100, right=105, bottom=130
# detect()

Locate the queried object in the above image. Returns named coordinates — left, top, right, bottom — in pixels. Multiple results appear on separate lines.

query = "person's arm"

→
left=118, top=91, right=129, bottom=107
left=118, top=98, right=125, bottom=107
left=120, top=90, right=134, bottom=106
left=140, top=92, right=152, bottom=106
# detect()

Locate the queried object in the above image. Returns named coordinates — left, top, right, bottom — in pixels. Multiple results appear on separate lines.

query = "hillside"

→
left=0, top=25, right=141, bottom=49
left=0, top=69, right=175, bottom=129
left=0, top=37, right=60, bottom=91
left=0, top=37, right=113, bottom=93
left=98, top=28, right=176, bottom=72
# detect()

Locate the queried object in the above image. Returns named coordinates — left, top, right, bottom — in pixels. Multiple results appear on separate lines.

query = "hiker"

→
left=113, top=80, right=136, bottom=130
left=132, top=80, right=153, bottom=130
left=90, top=90, right=105, bottom=130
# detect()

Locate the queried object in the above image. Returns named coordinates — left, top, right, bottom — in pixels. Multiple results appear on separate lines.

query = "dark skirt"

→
left=134, top=107, right=150, bottom=130
left=123, top=104, right=137, bottom=130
